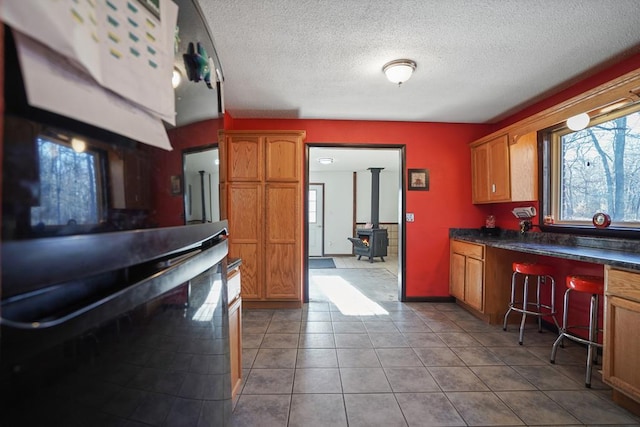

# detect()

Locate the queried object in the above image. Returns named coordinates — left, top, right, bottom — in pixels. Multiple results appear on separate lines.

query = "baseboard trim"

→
left=402, top=296, right=456, bottom=303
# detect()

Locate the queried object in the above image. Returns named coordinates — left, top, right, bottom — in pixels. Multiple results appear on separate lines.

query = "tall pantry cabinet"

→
left=219, top=130, right=306, bottom=308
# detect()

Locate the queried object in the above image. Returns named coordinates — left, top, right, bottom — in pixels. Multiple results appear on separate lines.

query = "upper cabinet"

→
left=471, top=131, right=538, bottom=204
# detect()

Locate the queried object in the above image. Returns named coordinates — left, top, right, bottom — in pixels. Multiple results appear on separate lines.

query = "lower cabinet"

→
left=450, top=240, right=485, bottom=311
left=604, top=266, right=640, bottom=411
left=449, top=239, right=533, bottom=324
left=227, top=266, right=243, bottom=401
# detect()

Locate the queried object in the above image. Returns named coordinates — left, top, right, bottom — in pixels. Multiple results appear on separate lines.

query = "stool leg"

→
left=585, top=293, right=599, bottom=387
left=549, top=275, right=560, bottom=331
left=519, top=275, right=529, bottom=345
left=551, top=288, right=571, bottom=363
left=536, top=276, right=543, bottom=332
left=503, top=271, right=518, bottom=331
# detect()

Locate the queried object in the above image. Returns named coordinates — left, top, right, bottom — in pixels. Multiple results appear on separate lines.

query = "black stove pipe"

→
left=368, top=167, right=383, bottom=229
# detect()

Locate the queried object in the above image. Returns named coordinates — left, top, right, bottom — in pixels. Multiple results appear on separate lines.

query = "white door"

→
left=308, top=184, right=324, bottom=256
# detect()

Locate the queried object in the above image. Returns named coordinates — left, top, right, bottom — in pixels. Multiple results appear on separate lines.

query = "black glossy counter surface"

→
left=450, top=228, right=640, bottom=271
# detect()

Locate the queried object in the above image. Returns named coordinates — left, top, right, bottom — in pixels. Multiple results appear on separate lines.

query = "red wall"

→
left=149, top=52, right=640, bottom=301
left=150, top=118, right=223, bottom=227
left=226, top=117, right=491, bottom=297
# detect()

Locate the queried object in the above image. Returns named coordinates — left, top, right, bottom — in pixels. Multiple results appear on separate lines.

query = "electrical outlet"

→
left=406, top=213, right=415, bottom=222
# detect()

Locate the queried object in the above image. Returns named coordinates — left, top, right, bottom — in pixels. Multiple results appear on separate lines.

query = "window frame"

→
left=31, top=133, right=108, bottom=232
left=540, top=102, right=640, bottom=238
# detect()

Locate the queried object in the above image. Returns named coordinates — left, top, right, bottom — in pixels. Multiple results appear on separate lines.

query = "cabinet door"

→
left=264, top=183, right=300, bottom=299
left=229, top=296, right=242, bottom=399
left=228, top=183, right=262, bottom=299
left=604, top=295, right=640, bottom=401
left=450, top=252, right=466, bottom=300
left=226, top=135, right=262, bottom=181
left=509, top=132, right=538, bottom=202
left=488, top=135, right=510, bottom=201
left=465, top=257, right=484, bottom=311
left=265, top=135, right=300, bottom=182
left=471, top=143, right=490, bottom=203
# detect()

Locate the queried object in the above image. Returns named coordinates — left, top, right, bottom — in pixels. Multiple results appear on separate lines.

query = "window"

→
left=31, top=136, right=103, bottom=227
left=544, top=104, right=640, bottom=232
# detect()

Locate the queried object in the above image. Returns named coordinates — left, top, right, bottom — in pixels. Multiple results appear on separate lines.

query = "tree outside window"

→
left=553, top=109, right=640, bottom=227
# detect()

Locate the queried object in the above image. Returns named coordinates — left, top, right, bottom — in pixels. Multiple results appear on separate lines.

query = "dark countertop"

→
left=450, top=228, right=640, bottom=271
left=228, top=257, right=242, bottom=271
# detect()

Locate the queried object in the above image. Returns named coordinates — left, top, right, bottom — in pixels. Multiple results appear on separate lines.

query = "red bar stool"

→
left=550, top=274, right=604, bottom=388
left=503, top=262, right=559, bottom=345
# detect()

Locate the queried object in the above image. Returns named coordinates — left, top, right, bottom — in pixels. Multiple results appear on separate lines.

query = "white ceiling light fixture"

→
left=317, top=157, right=334, bottom=165
left=566, top=112, right=590, bottom=131
left=382, top=59, right=417, bottom=85
left=71, top=137, right=87, bottom=153
left=172, top=67, right=182, bottom=89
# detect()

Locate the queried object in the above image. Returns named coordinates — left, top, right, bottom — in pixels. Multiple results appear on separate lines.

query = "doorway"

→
left=182, top=146, right=220, bottom=224
left=305, top=145, right=405, bottom=303
left=308, top=183, right=325, bottom=257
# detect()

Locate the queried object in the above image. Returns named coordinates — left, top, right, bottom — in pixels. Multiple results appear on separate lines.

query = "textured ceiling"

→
left=197, top=0, right=640, bottom=124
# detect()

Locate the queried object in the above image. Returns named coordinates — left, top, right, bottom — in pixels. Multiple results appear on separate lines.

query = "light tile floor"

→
left=230, top=262, right=640, bottom=427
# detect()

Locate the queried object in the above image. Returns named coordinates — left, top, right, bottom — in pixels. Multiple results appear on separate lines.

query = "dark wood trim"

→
left=304, top=143, right=406, bottom=303
left=309, top=182, right=326, bottom=256
left=242, top=300, right=303, bottom=309
left=403, top=296, right=456, bottom=303
left=352, top=171, right=357, bottom=252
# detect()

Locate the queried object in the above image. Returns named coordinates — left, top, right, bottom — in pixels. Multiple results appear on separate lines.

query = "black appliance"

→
left=1, top=17, right=232, bottom=427
left=348, top=167, right=389, bottom=262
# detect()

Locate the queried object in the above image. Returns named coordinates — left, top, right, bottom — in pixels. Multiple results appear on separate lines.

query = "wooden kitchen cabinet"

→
left=227, top=265, right=242, bottom=401
left=604, top=266, right=640, bottom=411
left=219, top=130, right=306, bottom=308
left=450, top=240, right=485, bottom=311
left=450, top=239, right=533, bottom=324
left=471, top=134, right=510, bottom=203
left=471, top=131, right=537, bottom=204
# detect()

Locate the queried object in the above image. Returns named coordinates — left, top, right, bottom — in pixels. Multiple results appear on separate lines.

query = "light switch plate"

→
left=406, top=213, right=415, bottom=222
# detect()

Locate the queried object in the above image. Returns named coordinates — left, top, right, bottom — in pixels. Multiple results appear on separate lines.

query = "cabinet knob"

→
left=491, top=183, right=496, bottom=193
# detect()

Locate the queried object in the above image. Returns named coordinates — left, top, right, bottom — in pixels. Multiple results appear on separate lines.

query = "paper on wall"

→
left=14, top=31, right=172, bottom=151
left=0, top=0, right=178, bottom=125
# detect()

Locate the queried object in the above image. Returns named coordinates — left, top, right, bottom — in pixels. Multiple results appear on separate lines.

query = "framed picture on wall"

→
left=170, top=175, right=182, bottom=196
left=408, top=169, right=429, bottom=191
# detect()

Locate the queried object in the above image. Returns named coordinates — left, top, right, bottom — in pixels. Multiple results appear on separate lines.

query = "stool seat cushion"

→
left=566, top=275, right=604, bottom=295
left=512, top=262, right=554, bottom=276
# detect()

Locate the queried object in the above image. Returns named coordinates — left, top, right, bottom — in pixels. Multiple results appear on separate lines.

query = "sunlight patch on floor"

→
left=311, top=274, right=389, bottom=316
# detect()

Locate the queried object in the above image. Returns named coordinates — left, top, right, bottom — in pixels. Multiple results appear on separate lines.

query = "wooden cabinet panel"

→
left=509, top=131, right=538, bottom=202
left=232, top=244, right=260, bottom=299
left=465, top=257, right=484, bottom=311
left=265, top=243, right=299, bottom=299
left=221, top=130, right=305, bottom=306
left=265, top=136, right=299, bottom=181
left=265, top=183, right=300, bottom=300
left=266, top=184, right=298, bottom=241
left=451, top=240, right=484, bottom=259
left=228, top=295, right=242, bottom=400
left=228, top=184, right=261, bottom=240
left=227, top=135, right=262, bottom=181
left=450, top=252, right=466, bottom=300
left=471, top=132, right=538, bottom=204
left=604, top=295, right=640, bottom=401
left=488, top=135, right=510, bottom=201
left=472, top=143, right=490, bottom=203
left=450, top=239, right=485, bottom=312
left=604, top=267, right=640, bottom=405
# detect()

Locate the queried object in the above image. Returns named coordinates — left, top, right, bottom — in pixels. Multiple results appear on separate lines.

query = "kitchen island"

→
left=449, top=228, right=640, bottom=415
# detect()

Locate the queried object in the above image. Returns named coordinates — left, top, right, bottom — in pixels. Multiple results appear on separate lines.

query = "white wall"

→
left=310, top=169, right=399, bottom=255
left=309, top=171, right=353, bottom=254
left=356, top=170, right=399, bottom=224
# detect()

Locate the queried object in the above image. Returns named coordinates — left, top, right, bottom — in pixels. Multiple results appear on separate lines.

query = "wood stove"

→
left=348, top=167, right=389, bottom=262
left=349, top=228, right=388, bottom=262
